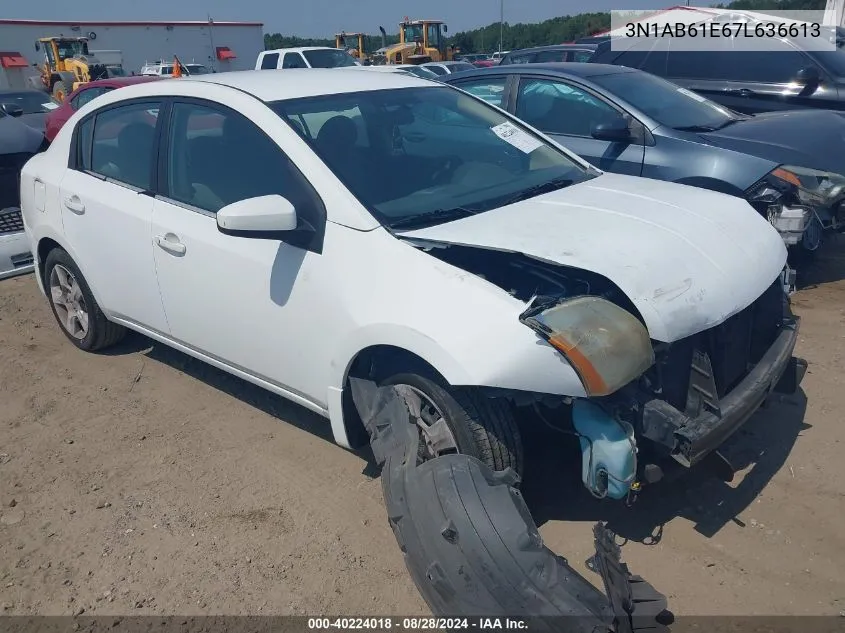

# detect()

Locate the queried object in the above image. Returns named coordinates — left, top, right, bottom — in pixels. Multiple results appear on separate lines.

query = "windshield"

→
left=56, top=40, right=89, bottom=60
left=591, top=71, right=739, bottom=131
left=403, top=24, right=424, bottom=43
left=270, top=86, right=595, bottom=228
left=106, top=65, right=126, bottom=77
left=303, top=49, right=358, bottom=68
left=0, top=91, right=60, bottom=114
left=813, top=49, right=845, bottom=76
left=186, top=64, right=211, bottom=75
left=449, top=62, right=476, bottom=73
left=400, top=66, right=439, bottom=79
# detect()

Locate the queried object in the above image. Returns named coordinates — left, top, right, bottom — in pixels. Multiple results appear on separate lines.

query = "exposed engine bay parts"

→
left=350, top=378, right=672, bottom=631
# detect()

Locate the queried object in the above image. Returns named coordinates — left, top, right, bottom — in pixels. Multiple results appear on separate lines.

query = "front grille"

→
left=0, top=152, right=33, bottom=210
left=653, top=279, right=784, bottom=410
left=0, top=207, right=24, bottom=235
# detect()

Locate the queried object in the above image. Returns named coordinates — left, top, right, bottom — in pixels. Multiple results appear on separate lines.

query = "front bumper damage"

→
left=641, top=319, right=805, bottom=468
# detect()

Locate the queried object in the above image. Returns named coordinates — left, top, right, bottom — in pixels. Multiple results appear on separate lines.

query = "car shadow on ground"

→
left=101, top=331, right=337, bottom=445
left=100, top=330, right=810, bottom=545
left=520, top=391, right=809, bottom=545
left=795, top=233, right=845, bottom=289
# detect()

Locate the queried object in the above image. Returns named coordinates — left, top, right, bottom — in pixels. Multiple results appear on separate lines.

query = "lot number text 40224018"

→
left=307, top=618, right=529, bottom=630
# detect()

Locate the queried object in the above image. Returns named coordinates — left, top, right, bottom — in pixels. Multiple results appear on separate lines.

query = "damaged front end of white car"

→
left=397, top=175, right=807, bottom=503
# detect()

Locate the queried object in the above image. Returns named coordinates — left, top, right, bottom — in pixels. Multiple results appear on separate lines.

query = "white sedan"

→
left=20, top=69, right=803, bottom=498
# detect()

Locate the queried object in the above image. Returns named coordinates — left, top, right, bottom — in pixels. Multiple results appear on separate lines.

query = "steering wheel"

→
left=430, top=155, right=461, bottom=185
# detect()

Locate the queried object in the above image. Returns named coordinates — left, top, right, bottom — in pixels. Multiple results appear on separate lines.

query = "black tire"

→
left=44, top=248, right=126, bottom=351
left=384, top=372, right=523, bottom=475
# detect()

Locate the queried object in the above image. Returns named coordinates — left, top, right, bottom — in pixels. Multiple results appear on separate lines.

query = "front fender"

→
left=330, top=319, right=588, bottom=399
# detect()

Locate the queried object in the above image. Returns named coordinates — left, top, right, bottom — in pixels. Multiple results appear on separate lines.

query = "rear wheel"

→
left=44, top=248, right=126, bottom=351
left=384, top=373, right=523, bottom=475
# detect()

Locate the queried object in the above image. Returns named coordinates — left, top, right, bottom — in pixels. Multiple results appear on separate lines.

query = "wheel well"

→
left=341, top=345, right=446, bottom=449
left=37, top=238, right=62, bottom=284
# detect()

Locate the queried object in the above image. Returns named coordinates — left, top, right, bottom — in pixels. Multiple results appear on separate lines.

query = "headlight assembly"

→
left=746, top=165, right=845, bottom=247
left=519, top=296, right=654, bottom=397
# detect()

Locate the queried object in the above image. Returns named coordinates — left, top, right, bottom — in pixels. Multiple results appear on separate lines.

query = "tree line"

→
left=263, top=0, right=827, bottom=54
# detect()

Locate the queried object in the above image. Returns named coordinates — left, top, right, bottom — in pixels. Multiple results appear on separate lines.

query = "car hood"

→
left=400, top=172, right=786, bottom=343
left=18, top=112, right=47, bottom=133
left=0, top=115, right=45, bottom=154
left=701, top=110, right=845, bottom=175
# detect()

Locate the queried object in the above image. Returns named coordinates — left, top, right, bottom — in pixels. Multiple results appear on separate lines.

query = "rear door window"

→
left=450, top=76, right=509, bottom=108
left=87, top=101, right=161, bottom=190
left=260, top=52, right=279, bottom=69
left=282, top=53, right=308, bottom=69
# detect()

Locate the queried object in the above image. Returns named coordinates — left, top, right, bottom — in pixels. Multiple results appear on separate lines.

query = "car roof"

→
left=443, top=62, right=636, bottom=81
left=507, top=44, right=599, bottom=55
left=0, top=89, right=46, bottom=96
left=85, top=76, right=161, bottom=88
left=112, top=68, right=439, bottom=102
left=263, top=47, right=337, bottom=54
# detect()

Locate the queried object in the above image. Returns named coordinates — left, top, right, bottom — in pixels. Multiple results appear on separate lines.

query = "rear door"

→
left=57, top=98, right=169, bottom=332
left=513, top=76, right=645, bottom=175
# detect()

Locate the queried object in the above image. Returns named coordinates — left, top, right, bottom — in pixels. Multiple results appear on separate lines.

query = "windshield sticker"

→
left=491, top=122, right=543, bottom=154
left=42, top=102, right=59, bottom=110
left=677, top=87, right=708, bottom=103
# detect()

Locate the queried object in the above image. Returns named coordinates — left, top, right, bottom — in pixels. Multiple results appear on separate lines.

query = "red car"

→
left=44, top=76, right=161, bottom=142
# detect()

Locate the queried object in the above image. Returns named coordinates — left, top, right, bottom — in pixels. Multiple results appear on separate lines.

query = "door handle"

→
left=154, top=233, right=187, bottom=256
left=63, top=195, right=85, bottom=214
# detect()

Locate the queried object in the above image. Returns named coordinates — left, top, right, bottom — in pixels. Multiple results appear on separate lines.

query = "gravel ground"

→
left=1, top=238, right=844, bottom=617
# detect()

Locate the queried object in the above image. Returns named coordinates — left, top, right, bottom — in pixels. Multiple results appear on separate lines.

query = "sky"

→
left=5, top=0, right=668, bottom=38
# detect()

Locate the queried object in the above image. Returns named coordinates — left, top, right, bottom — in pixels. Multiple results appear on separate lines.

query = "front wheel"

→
left=384, top=373, right=523, bottom=476
left=44, top=248, right=126, bottom=351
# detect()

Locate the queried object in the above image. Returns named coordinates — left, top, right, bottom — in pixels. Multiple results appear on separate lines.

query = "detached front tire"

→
left=384, top=373, right=523, bottom=476
left=44, top=248, right=126, bottom=351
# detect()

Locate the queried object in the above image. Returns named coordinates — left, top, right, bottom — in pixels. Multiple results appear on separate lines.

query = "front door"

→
left=150, top=99, right=330, bottom=405
left=513, top=77, right=645, bottom=175
left=58, top=99, right=169, bottom=332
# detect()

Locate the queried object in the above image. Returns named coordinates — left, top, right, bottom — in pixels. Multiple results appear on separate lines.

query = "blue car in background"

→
left=443, top=63, right=845, bottom=259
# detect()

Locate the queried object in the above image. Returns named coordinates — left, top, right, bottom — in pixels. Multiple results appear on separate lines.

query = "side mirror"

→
left=216, top=195, right=299, bottom=238
left=591, top=117, right=631, bottom=142
left=34, top=41, right=41, bottom=52
left=1, top=103, right=24, bottom=118
left=443, top=24, right=448, bottom=33
left=796, top=66, right=820, bottom=86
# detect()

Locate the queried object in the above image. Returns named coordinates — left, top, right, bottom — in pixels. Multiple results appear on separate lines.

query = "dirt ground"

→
left=1, top=238, right=844, bottom=617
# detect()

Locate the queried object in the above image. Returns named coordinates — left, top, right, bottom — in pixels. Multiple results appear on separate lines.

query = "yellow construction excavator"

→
left=34, top=37, right=111, bottom=101
left=373, top=18, right=459, bottom=65
left=335, top=32, right=368, bottom=62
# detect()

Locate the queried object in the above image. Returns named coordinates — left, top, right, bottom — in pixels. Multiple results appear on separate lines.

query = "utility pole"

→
left=208, top=14, right=216, bottom=72
left=499, top=0, right=504, bottom=53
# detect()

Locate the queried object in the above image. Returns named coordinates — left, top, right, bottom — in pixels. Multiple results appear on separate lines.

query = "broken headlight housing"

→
left=519, top=296, right=654, bottom=397
left=746, top=165, right=845, bottom=247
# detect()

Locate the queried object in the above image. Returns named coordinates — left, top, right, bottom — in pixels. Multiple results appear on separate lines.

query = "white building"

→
left=0, top=18, right=264, bottom=80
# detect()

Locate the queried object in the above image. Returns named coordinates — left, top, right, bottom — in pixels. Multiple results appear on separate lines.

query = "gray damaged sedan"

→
left=445, top=63, right=845, bottom=261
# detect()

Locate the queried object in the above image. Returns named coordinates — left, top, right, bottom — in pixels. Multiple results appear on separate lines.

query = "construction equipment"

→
left=335, top=32, right=368, bottom=61
left=34, top=37, right=110, bottom=101
left=373, top=18, right=459, bottom=65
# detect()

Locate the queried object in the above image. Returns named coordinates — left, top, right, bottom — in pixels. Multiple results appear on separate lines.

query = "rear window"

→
left=0, top=91, right=60, bottom=114
left=303, top=49, right=358, bottom=68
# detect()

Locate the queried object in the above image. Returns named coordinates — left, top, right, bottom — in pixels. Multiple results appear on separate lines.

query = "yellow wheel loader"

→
left=34, top=37, right=111, bottom=102
left=373, top=18, right=459, bottom=66
left=335, top=32, right=368, bottom=62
